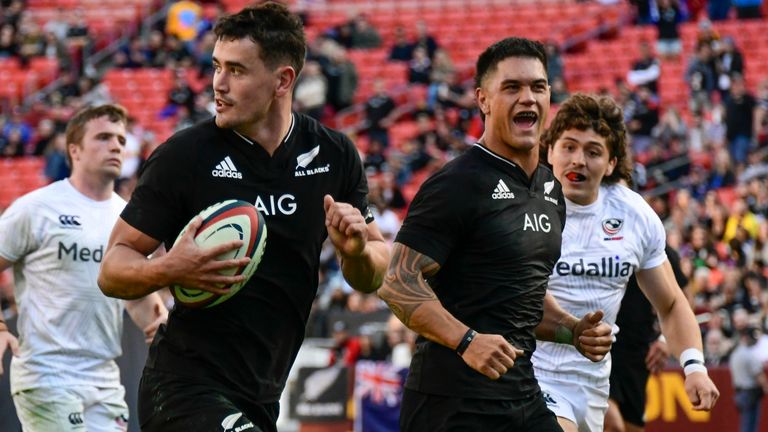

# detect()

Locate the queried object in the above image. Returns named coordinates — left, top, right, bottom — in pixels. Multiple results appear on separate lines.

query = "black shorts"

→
left=400, top=388, right=562, bottom=432
left=609, top=348, right=649, bottom=427
left=138, top=368, right=279, bottom=432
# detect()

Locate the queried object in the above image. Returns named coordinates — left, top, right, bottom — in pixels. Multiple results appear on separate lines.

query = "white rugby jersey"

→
left=532, top=183, right=667, bottom=381
left=0, top=179, right=126, bottom=392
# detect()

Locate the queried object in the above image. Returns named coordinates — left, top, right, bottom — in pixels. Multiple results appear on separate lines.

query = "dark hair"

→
left=65, top=104, right=128, bottom=168
left=541, top=93, right=632, bottom=185
left=474, top=37, right=548, bottom=89
left=214, top=2, right=306, bottom=76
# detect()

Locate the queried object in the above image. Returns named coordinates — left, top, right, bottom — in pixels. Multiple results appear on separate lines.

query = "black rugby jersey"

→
left=395, top=143, right=565, bottom=400
left=122, top=113, right=372, bottom=403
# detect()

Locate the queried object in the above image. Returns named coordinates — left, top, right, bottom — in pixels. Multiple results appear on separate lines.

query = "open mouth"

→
left=216, top=98, right=233, bottom=109
left=513, top=111, right=538, bottom=128
left=565, top=172, right=586, bottom=182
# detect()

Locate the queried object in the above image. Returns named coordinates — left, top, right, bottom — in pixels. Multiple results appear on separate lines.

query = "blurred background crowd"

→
left=0, top=0, right=767, bottom=372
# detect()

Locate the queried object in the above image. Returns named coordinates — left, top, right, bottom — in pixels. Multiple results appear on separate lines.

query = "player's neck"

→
left=235, top=103, right=292, bottom=156
left=481, top=135, right=539, bottom=178
left=68, top=172, right=115, bottom=201
left=510, top=151, right=538, bottom=178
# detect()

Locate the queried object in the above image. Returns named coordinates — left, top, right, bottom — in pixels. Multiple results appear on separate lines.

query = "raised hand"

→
left=324, top=195, right=368, bottom=258
left=573, top=310, right=612, bottom=362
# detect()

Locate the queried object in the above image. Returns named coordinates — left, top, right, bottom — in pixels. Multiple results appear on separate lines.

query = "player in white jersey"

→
left=532, top=94, right=719, bottom=432
left=0, top=104, right=167, bottom=432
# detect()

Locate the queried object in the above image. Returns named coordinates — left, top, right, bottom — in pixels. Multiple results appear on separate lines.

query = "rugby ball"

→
left=171, top=200, right=267, bottom=308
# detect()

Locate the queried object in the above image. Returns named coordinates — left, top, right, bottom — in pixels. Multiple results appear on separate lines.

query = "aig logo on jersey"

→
left=254, top=194, right=297, bottom=216
left=295, top=145, right=330, bottom=177
left=602, top=218, right=624, bottom=241
left=524, top=213, right=550, bottom=232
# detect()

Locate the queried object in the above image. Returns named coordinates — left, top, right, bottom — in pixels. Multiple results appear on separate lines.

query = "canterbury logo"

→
left=492, top=179, right=515, bottom=200
left=59, top=215, right=81, bottom=226
left=296, top=145, right=320, bottom=168
left=212, top=156, right=242, bottom=179
left=68, top=412, right=84, bottom=425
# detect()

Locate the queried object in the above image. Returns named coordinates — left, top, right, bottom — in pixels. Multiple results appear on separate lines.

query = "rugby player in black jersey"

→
left=97, top=3, right=389, bottom=431
left=378, top=37, right=613, bottom=432
left=604, top=245, right=687, bottom=432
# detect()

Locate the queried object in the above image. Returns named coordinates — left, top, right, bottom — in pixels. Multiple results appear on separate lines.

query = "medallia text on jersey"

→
left=54, top=213, right=106, bottom=263
left=554, top=213, right=633, bottom=278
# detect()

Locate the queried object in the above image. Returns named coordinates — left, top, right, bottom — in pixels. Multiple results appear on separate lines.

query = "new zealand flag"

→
left=353, top=360, right=408, bottom=432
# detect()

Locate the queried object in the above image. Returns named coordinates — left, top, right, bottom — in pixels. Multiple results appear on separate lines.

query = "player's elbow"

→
left=377, top=280, right=398, bottom=305
left=97, top=265, right=137, bottom=300
left=97, top=270, right=120, bottom=298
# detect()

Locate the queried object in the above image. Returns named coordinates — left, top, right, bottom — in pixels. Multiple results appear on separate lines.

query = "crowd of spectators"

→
left=0, top=0, right=768, bottom=371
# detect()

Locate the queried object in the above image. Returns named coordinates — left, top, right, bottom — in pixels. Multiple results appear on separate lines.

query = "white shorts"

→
left=13, top=385, right=129, bottom=432
left=538, top=373, right=609, bottom=432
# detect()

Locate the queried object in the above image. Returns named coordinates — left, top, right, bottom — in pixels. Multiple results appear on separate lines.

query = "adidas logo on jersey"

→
left=491, top=179, right=515, bottom=200
left=212, top=156, right=243, bottom=179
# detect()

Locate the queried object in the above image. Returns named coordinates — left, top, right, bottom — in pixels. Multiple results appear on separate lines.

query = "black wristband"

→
left=456, top=329, right=477, bottom=356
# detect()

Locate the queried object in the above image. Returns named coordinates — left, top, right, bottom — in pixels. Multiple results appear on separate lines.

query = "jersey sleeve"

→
left=0, top=195, right=41, bottom=262
left=395, top=171, right=471, bottom=266
left=638, top=197, right=667, bottom=270
left=121, top=138, right=195, bottom=243
left=339, top=134, right=373, bottom=223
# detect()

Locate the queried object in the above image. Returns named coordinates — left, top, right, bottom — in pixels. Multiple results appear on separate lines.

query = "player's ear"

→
left=606, top=156, right=617, bottom=177
left=276, top=65, right=297, bottom=98
left=476, top=87, right=490, bottom=117
left=68, top=142, right=81, bottom=162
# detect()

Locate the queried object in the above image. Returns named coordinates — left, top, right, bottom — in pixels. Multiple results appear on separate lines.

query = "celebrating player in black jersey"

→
left=97, top=3, right=389, bottom=432
left=377, top=37, right=612, bottom=432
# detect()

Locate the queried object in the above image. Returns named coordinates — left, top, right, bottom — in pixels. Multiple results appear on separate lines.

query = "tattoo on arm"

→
left=382, top=243, right=440, bottom=326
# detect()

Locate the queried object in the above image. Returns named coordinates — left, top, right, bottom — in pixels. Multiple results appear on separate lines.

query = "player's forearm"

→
left=657, top=293, right=704, bottom=357
left=535, top=291, right=579, bottom=344
left=340, top=239, right=389, bottom=293
left=380, top=286, right=466, bottom=350
left=98, top=244, right=170, bottom=299
left=378, top=243, right=466, bottom=349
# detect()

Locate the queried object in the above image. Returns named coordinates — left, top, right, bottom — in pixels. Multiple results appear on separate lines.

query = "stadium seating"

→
left=0, top=157, right=47, bottom=208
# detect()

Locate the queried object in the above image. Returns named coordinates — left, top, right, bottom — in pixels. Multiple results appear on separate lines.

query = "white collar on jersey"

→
left=232, top=113, right=296, bottom=146
left=473, top=142, right=518, bottom=168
